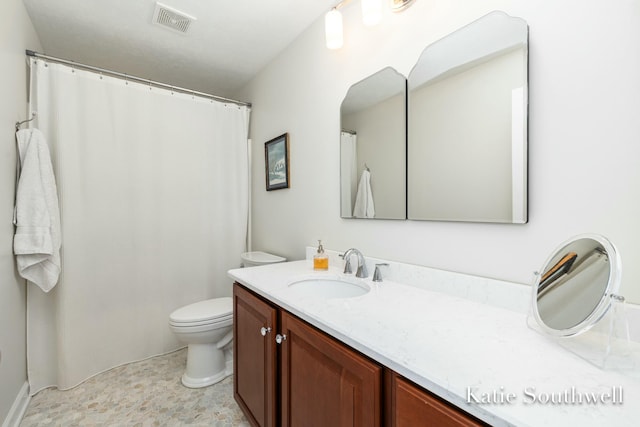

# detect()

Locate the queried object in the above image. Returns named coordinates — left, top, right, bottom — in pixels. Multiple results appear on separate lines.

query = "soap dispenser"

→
left=313, top=240, right=329, bottom=271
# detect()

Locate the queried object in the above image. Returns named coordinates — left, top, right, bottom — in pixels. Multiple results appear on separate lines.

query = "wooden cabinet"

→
left=233, top=284, right=277, bottom=427
left=280, top=310, right=381, bottom=427
left=234, top=283, right=381, bottom=427
left=234, top=282, right=485, bottom=427
left=389, top=373, right=486, bottom=427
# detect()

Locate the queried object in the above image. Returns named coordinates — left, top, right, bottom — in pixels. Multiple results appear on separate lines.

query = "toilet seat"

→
left=169, top=297, right=233, bottom=327
left=170, top=317, right=233, bottom=334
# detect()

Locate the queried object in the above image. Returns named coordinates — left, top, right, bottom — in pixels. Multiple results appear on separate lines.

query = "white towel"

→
left=14, top=128, right=61, bottom=292
left=353, top=169, right=375, bottom=218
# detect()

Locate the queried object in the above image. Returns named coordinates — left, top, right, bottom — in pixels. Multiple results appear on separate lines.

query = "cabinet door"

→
left=280, top=311, right=382, bottom=427
left=233, top=283, right=278, bottom=427
left=391, top=373, right=486, bottom=427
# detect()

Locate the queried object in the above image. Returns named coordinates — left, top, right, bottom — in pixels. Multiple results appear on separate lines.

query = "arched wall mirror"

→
left=407, top=11, right=529, bottom=223
left=338, top=11, right=529, bottom=223
left=340, top=67, right=407, bottom=220
left=532, top=234, right=622, bottom=337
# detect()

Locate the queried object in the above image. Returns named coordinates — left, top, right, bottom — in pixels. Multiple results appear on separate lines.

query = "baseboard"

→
left=1, top=382, right=30, bottom=427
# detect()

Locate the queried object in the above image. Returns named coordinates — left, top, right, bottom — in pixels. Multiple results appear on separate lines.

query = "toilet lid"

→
left=169, top=297, right=233, bottom=324
left=241, top=251, right=286, bottom=265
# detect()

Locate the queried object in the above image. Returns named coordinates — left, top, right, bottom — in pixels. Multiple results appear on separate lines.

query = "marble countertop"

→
left=228, top=259, right=640, bottom=427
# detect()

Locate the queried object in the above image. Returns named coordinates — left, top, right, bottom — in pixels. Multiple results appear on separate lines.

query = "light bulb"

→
left=325, top=8, right=343, bottom=49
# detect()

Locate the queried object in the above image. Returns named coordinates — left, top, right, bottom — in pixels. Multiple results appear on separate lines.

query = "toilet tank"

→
left=240, top=251, right=286, bottom=267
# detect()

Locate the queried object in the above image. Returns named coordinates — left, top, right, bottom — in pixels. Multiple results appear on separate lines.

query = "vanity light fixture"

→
left=325, top=7, right=344, bottom=49
left=325, top=0, right=415, bottom=49
left=390, top=0, right=416, bottom=12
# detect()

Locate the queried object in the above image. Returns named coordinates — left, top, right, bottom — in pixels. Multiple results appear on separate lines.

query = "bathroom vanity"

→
left=233, top=282, right=484, bottom=427
left=228, top=256, right=640, bottom=427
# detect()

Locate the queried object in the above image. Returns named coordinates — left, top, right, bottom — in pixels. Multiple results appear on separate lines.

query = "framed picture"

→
left=265, top=133, right=290, bottom=191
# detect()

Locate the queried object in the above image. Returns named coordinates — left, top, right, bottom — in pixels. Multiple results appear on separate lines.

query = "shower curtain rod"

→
left=26, top=50, right=252, bottom=108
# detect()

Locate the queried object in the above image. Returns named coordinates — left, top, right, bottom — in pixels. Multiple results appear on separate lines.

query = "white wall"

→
left=0, top=0, right=42, bottom=421
left=238, top=0, right=640, bottom=304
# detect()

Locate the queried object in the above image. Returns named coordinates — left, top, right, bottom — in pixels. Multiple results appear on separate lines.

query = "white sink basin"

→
left=287, top=276, right=370, bottom=299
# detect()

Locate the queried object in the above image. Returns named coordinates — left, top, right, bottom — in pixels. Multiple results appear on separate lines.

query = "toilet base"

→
left=181, top=343, right=233, bottom=389
left=182, top=367, right=232, bottom=388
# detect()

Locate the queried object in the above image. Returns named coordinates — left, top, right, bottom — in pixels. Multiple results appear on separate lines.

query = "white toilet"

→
left=169, top=297, right=233, bottom=388
left=240, top=251, right=286, bottom=267
left=169, top=251, right=285, bottom=388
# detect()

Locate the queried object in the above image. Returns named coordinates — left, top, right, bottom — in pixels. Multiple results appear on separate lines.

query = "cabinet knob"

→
left=275, top=333, right=287, bottom=344
left=260, top=326, right=272, bottom=336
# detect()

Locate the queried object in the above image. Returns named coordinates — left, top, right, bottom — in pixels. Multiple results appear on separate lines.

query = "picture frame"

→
left=265, top=133, right=290, bottom=191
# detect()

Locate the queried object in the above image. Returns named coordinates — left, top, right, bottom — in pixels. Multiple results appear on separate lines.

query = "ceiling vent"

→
left=152, top=2, right=196, bottom=34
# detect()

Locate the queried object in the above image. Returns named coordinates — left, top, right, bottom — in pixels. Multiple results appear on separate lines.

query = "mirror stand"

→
left=527, top=234, right=640, bottom=375
left=527, top=294, right=637, bottom=374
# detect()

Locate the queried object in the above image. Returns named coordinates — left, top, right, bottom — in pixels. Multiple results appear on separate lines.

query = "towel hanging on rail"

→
left=353, top=169, right=375, bottom=218
left=13, top=128, right=61, bottom=292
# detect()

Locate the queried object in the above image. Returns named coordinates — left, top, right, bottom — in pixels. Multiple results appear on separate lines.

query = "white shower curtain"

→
left=26, top=57, right=250, bottom=394
left=340, top=131, right=357, bottom=217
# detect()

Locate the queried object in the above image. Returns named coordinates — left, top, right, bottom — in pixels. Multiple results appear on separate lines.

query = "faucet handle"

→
left=373, top=263, right=389, bottom=282
left=341, top=251, right=354, bottom=274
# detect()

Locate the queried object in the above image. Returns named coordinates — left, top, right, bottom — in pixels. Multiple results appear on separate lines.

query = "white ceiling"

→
left=23, top=0, right=337, bottom=99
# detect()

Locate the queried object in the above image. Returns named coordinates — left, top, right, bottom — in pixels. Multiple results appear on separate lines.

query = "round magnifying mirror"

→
left=532, top=234, right=622, bottom=337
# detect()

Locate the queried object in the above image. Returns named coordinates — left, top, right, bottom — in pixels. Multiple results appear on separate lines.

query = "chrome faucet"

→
left=342, top=248, right=368, bottom=278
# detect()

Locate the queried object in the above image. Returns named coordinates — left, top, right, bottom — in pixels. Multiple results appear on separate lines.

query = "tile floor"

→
left=20, top=348, right=249, bottom=426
